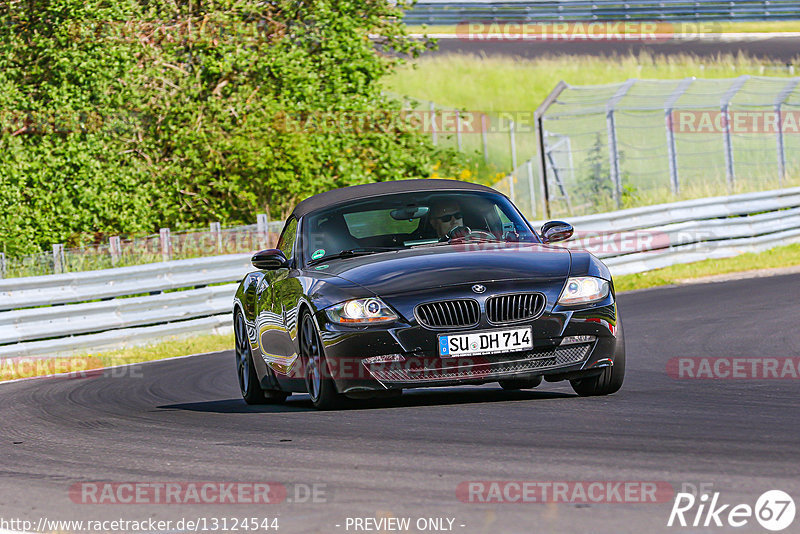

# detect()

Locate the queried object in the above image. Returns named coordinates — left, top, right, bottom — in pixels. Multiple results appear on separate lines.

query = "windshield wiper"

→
left=307, top=247, right=403, bottom=265
left=426, top=236, right=502, bottom=247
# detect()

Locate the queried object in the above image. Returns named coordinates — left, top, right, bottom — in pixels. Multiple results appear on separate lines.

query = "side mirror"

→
left=252, top=249, right=288, bottom=270
left=541, top=221, right=574, bottom=243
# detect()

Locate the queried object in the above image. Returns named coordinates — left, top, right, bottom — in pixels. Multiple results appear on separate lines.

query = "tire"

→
left=300, top=312, right=347, bottom=410
left=499, top=375, right=542, bottom=390
left=235, top=312, right=288, bottom=405
left=570, top=324, right=626, bottom=397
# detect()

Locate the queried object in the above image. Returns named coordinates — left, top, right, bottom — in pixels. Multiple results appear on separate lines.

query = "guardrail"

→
left=2, top=186, right=800, bottom=358
left=404, top=1, right=800, bottom=24
left=551, top=186, right=800, bottom=275
left=0, top=255, right=253, bottom=358
left=0, top=254, right=252, bottom=310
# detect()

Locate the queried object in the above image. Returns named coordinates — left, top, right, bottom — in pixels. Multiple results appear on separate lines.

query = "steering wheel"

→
left=445, top=225, right=471, bottom=240
left=445, top=226, right=497, bottom=242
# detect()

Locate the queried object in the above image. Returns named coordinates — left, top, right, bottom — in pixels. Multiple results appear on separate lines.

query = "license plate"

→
left=438, top=327, right=533, bottom=357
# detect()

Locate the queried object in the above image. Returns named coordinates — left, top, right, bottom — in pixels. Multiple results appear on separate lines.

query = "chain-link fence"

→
left=496, top=76, right=800, bottom=220
left=399, top=96, right=530, bottom=185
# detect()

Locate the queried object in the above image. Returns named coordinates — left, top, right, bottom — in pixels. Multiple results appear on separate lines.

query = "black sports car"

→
left=233, top=179, right=624, bottom=409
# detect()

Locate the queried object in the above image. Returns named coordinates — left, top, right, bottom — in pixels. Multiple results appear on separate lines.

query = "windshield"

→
left=302, top=190, right=539, bottom=264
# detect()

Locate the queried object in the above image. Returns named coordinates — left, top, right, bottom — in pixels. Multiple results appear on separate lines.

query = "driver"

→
left=429, top=200, right=465, bottom=239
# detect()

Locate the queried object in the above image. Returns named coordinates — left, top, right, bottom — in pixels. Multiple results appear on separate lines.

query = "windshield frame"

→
left=299, top=189, right=540, bottom=268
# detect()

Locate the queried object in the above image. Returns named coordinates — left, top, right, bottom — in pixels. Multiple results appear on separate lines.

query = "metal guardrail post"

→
left=52, top=244, right=65, bottom=274
left=109, top=236, right=121, bottom=266
left=159, top=228, right=172, bottom=262
left=210, top=222, right=222, bottom=253
left=0, top=252, right=5, bottom=279
left=535, top=81, right=568, bottom=220
left=774, top=78, right=800, bottom=186
left=606, top=80, right=636, bottom=209
left=721, top=76, right=749, bottom=192
left=664, top=77, right=695, bottom=196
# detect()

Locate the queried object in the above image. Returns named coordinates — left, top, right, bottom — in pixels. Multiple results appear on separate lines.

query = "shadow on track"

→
left=157, top=388, right=575, bottom=413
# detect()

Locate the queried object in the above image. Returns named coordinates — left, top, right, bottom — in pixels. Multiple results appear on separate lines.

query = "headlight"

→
left=557, top=277, right=610, bottom=306
left=326, top=298, right=398, bottom=324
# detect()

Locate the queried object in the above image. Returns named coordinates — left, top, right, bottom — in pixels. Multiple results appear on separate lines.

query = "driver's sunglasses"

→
left=436, top=212, right=462, bottom=223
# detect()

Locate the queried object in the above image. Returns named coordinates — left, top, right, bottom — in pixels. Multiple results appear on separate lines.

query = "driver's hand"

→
left=446, top=226, right=471, bottom=240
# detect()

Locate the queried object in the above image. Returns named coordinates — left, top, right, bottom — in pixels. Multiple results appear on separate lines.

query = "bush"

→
left=0, top=0, right=462, bottom=256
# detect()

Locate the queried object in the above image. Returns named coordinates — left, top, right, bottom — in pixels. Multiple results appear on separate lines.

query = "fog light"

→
left=363, top=354, right=406, bottom=364
left=560, top=335, right=596, bottom=345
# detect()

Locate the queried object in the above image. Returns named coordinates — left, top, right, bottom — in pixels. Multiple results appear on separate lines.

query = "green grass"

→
left=0, top=332, right=233, bottom=382
left=387, top=52, right=799, bottom=113
left=615, top=242, right=800, bottom=291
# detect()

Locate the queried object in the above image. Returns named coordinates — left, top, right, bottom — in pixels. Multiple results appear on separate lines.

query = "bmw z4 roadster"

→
left=233, top=179, right=625, bottom=409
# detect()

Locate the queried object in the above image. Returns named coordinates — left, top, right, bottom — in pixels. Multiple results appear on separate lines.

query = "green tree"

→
left=577, top=133, right=636, bottom=212
left=0, top=0, right=461, bottom=256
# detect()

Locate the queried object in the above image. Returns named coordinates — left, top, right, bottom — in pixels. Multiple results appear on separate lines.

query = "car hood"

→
left=314, top=242, right=572, bottom=295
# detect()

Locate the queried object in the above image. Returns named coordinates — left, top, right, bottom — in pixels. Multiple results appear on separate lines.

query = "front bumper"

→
left=362, top=341, right=596, bottom=388
left=314, top=284, right=620, bottom=394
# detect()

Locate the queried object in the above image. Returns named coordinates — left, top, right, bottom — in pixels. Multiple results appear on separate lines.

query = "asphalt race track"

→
left=429, top=36, right=800, bottom=62
left=2, top=273, right=799, bottom=533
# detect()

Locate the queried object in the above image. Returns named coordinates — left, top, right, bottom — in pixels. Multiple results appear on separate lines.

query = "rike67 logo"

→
left=668, top=490, right=795, bottom=531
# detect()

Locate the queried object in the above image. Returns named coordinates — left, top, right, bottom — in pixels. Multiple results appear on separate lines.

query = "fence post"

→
left=606, top=110, right=622, bottom=209
left=664, top=77, right=695, bottom=196
left=534, top=81, right=568, bottom=220
left=526, top=160, right=537, bottom=219
left=721, top=104, right=735, bottom=191
left=257, top=213, right=269, bottom=249
left=0, top=252, right=5, bottom=279
left=109, top=236, right=121, bottom=266
left=721, top=76, right=749, bottom=192
left=210, top=222, right=222, bottom=253
left=52, top=244, right=65, bottom=274
left=509, top=119, right=517, bottom=204
left=456, top=111, right=463, bottom=152
left=159, top=228, right=171, bottom=262
left=606, top=79, right=636, bottom=209
left=774, top=78, right=800, bottom=186
left=430, top=102, right=437, bottom=145
left=481, top=114, right=489, bottom=164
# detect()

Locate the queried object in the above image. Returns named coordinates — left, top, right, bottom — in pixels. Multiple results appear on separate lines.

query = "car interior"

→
left=306, top=194, right=526, bottom=258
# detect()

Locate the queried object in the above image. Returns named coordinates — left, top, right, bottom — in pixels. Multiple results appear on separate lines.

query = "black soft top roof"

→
left=291, top=179, right=501, bottom=218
